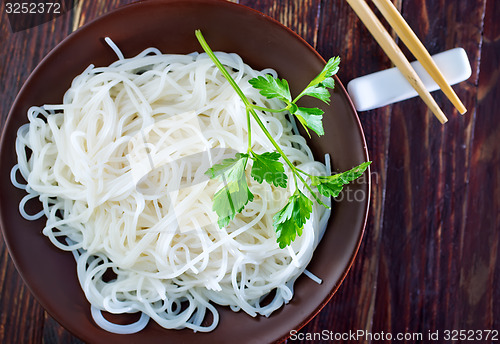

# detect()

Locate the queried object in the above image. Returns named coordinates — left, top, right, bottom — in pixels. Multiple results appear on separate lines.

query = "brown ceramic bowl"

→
left=0, top=0, right=370, bottom=343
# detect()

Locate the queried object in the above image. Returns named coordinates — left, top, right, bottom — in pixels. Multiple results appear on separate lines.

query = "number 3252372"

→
left=5, top=2, right=61, bottom=14
left=443, top=330, right=498, bottom=341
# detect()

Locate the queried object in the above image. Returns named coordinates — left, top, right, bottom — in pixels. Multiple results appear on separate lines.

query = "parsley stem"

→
left=196, top=30, right=328, bottom=209
left=292, top=82, right=313, bottom=104
left=303, top=179, right=328, bottom=207
left=295, top=167, right=317, bottom=178
left=196, top=30, right=296, bottom=176
left=248, top=107, right=327, bottom=207
left=246, top=108, right=252, bottom=152
left=292, top=92, right=305, bottom=105
left=251, top=104, right=288, bottom=113
left=248, top=108, right=294, bottom=167
left=195, top=30, right=253, bottom=109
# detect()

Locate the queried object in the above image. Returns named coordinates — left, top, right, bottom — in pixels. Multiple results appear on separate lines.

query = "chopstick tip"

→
left=434, top=108, right=448, bottom=124
left=432, top=107, right=448, bottom=124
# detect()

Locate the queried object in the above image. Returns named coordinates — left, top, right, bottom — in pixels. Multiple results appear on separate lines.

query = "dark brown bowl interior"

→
left=0, top=0, right=370, bottom=343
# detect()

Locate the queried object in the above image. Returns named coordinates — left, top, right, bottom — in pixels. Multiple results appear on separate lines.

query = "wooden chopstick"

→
left=345, top=0, right=448, bottom=123
left=372, top=0, right=467, bottom=115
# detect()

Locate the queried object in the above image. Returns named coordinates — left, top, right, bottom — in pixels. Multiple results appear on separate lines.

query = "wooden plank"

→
left=42, top=315, right=84, bottom=344
left=373, top=0, right=487, bottom=339
left=460, top=0, right=500, bottom=332
left=0, top=247, right=44, bottom=343
left=239, top=0, right=322, bottom=48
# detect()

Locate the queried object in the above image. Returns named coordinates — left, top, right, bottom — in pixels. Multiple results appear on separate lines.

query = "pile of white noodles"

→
left=12, top=42, right=331, bottom=333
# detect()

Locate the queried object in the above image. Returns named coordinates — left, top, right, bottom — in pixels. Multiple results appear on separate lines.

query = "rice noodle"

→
left=13, top=44, right=331, bottom=333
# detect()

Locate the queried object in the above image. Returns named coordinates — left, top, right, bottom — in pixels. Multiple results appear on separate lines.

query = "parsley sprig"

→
left=195, top=30, right=371, bottom=248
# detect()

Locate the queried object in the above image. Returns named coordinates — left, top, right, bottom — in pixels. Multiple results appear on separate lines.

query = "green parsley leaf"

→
left=248, top=75, right=292, bottom=102
left=206, top=153, right=254, bottom=227
left=273, top=190, right=313, bottom=248
left=307, top=56, right=341, bottom=89
left=205, top=153, right=249, bottom=180
left=321, top=76, right=335, bottom=89
left=295, top=107, right=325, bottom=137
left=311, top=161, right=371, bottom=198
left=213, top=177, right=254, bottom=228
left=301, top=85, right=332, bottom=104
left=250, top=151, right=288, bottom=188
left=300, top=56, right=340, bottom=104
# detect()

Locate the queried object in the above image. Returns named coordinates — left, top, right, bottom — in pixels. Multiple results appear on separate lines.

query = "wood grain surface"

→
left=0, top=0, right=498, bottom=343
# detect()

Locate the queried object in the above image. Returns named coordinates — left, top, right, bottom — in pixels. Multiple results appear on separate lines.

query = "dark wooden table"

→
left=1, top=0, right=498, bottom=343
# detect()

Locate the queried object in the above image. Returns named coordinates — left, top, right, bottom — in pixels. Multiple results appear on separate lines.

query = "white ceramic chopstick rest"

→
left=347, top=47, right=471, bottom=111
